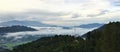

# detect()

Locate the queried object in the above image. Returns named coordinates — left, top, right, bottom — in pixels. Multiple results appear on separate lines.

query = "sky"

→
left=0, top=0, right=120, bottom=26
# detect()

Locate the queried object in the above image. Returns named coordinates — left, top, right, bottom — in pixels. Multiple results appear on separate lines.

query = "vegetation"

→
left=1, top=42, right=30, bottom=50
left=3, top=22, right=120, bottom=52
left=0, top=47, right=10, bottom=52
left=0, top=25, right=37, bottom=35
left=85, top=22, right=120, bottom=52
left=11, top=35, right=85, bottom=52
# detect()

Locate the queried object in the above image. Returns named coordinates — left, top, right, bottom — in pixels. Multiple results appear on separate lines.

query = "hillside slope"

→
left=84, top=22, right=120, bottom=52
left=0, top=25, right=37, bottom=35
left=11, top=35, right=85, bottom=52
left=11, top=22, right=120, bottom=52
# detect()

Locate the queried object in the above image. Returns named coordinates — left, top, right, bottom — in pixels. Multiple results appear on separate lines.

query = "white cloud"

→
left=43, top=10, right=120, bottom=26
left=0, top=0, right=119, bottom=26
left=0, top=0, right=43, bottom=12
left=4, top=27, right=96, bottom=38
left=0, top=0, right=110, bottom=13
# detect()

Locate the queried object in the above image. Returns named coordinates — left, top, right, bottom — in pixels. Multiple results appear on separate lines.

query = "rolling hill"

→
left=11, top=22, right=120, bottom=52
left=0, top=20, right=56, bottom=27
left=0, top=25, right=37, bottom=35
left=11, top=35, right=85, bottom=52
left=84, top=22, right=120, bottom=52
left=75, top=23, right=104, bottom=29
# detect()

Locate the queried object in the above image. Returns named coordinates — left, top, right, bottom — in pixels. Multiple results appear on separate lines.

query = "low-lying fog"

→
left=4, top=27, right=97, bottom=39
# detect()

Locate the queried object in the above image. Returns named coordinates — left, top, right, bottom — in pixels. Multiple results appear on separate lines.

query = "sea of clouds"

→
left=4, top=27, right=97, bottom=39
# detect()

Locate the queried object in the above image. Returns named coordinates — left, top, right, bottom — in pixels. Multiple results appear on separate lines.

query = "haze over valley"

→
left=0, top=0, right=119, bottom=52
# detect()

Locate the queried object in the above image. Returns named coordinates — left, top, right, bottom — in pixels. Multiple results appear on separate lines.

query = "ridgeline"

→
left=9, top=22, right=120, bottom=52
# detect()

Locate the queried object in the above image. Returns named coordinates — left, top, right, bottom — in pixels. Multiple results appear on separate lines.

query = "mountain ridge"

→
left=0, top=20, right=56, bottom=27
left=11, top=22, right=120, bottom=52
left=0, top=25, right=37, bottom=35
left=84, top=22, right=120, bottom=52
left=0, top=20, right=104, bottom=29
left=75, top=23, right=104, bottom=29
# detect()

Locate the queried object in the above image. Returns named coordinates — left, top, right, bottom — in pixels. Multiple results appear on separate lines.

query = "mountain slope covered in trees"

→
left=10, top=22, right=120, bottom=52
left=85, top=22, right=120, bottom=52
left=11, top=35, right=85, bottom=52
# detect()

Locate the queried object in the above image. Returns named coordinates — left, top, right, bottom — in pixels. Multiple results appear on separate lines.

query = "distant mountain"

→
left=0, top=25, right=37, bottom=35
left=0, top=20, right=56, bottom=27
left=76, top=23, right=104, bottom=28
left=61, top=27, right=72, bottom=29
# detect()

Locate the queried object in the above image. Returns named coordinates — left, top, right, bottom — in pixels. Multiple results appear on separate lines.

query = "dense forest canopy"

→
left=85, top=22, right=120, bottom=52
left=11, top=35, right=85, bottom=52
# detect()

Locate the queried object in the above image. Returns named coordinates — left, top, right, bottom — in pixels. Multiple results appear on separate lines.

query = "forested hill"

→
left=11, top=22, right=120, bottom=52
left=11, top=35, right=85, bottom=52
left=0, top=25, right=37, bottom=35
left=84, top=22, right=120, bottom=52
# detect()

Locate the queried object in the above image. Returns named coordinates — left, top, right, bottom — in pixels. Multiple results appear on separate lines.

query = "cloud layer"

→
left=0, top=0, right=119, bottom=26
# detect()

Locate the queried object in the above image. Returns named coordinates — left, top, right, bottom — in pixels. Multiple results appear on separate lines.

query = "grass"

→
left=1, top=41, right=30, bottom=50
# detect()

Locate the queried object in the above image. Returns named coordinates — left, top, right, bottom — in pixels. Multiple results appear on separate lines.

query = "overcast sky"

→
left=0, top=0, right=120, bottom=26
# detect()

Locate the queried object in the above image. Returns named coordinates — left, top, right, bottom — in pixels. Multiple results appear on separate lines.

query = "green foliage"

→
left=86, top=22, right=120, bottom=52
left=1, top=42, right=30, bottom=50
left=11, top=22, right=120, bottom=52
left=11, top=35, right=85, bottom=52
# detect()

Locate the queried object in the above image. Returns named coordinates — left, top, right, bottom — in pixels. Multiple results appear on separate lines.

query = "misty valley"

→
left=0, top=0, right=120, bottom=52
left=0, top=23, right=96, bottom=50
left=0, top=21, right=120, bottom=52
